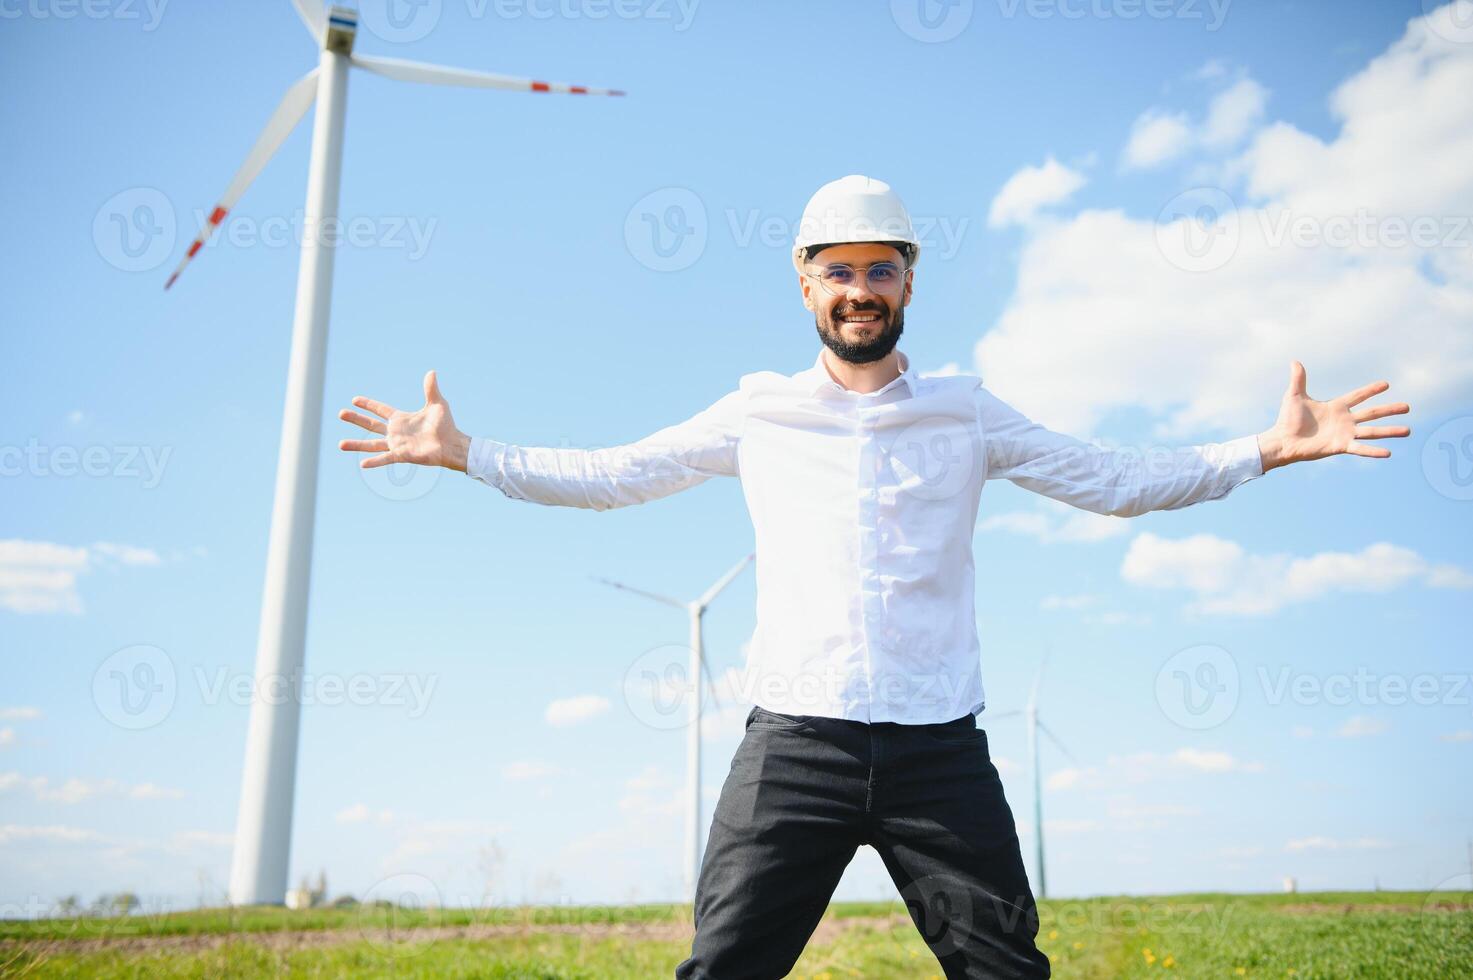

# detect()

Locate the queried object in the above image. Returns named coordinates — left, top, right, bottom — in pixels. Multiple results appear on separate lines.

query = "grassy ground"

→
left=1, top=890, right=1468, bottom=978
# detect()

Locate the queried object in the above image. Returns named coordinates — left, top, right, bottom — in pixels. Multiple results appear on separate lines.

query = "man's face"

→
left=799, top=242, right=913, bottom=365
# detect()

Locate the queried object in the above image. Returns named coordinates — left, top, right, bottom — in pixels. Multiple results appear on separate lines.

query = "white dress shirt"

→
left=466, top=348, right=1265, bottom=724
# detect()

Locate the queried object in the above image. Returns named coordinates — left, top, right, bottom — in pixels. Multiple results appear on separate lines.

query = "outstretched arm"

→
left=338, top=371, right=745, bottom=511
left=1254, top=361, right=1410, bottom=471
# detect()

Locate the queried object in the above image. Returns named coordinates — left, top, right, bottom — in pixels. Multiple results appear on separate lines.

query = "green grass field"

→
left=2, top=890, right=1468, bottom=978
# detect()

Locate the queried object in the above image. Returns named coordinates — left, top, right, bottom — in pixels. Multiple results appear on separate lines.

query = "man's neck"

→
left=820, top=348, right=905, bottom=394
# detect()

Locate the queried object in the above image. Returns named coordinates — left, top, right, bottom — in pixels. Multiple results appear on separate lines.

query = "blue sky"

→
left=3, top=0, right=1471, bottom=913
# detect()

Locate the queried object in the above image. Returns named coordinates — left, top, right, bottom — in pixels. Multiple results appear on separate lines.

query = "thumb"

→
left=1286, top=359, right=1307, bottom=398
left=424, top=369, right=443, bottom=405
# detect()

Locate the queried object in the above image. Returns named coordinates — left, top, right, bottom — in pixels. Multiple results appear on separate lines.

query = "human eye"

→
left=822, top=265, right=856, bottom=284
left=867, top=262, right=899, bottom=283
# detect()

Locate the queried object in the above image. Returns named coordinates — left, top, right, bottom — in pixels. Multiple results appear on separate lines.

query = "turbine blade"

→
left=164, top=68, right=320, bottom=290
left=700, top=654, right=723, bottom=712
left=350, top=53, right=626, bottom=96
left=696, top=552, right=753, bottom=609
left=1036, top=720, right=1077, bottom=766
left=589, top=575, right=684, bottom=609
left=292, top=0, right=325, bottom=41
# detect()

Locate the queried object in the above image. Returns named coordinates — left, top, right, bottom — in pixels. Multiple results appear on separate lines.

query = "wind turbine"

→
left=163, top=1, right=624, bottom=907
left=593, top=552, right=754, bottom=902
left=989, top=651, right=1075, bottom=899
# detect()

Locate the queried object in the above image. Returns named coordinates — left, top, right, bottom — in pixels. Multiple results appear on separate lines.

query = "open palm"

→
left=338, top=370, right=470, bottom=472
left=1264, top=361, right=1410, bottom=468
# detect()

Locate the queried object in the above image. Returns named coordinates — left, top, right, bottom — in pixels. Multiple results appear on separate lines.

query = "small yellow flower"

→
left=909, top=950, right=919, bottom=958
left=1144, top=951, right=1157, bottom=966
left=1073, top=941, right=1084, bottom=950
left=1048, top=929, right=1059, bottom=940
left=1164, top=955, right=1176, bottom=968
left=1236, top=969, right=1247, bottom=976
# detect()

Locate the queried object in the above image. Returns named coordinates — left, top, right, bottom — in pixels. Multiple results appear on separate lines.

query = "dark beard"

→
left=814, top=301, right=904, bottom=364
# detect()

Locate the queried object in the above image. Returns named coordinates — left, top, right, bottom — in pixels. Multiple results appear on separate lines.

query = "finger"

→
left=361, top=452, right=399, bottom=469
left=1286, top=360, right=1307, bottom=397
left=424, top=369, right=444, bottom=405
left=1344, top=442, right=1391, bottom=459
left=339, top=439, right=389, bottom=453
left=338, top=409, right=387, bottom=435
left=352, top=395, right=399, bottom=420
left=1340, top=379, right=1390, bottom=408
left=1351, top=402, right=1410, bottom=423
left=1352, top=425, right=1411, bottom=440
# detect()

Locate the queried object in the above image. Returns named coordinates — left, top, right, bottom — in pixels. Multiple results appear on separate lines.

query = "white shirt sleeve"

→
left=976, top=386, right=1265, bottom=517
left=464, top=388, right=746, bottom=511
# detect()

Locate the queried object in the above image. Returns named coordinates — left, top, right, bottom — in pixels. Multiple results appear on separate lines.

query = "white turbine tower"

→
left=594, top=553, right=754, bottom=902
left=989, top=652, right=1075, bottom=899
left=162, top=1, right=624, bottom=906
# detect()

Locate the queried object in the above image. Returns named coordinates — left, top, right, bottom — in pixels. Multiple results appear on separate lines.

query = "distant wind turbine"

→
left=594, top=553, right=754, bottom=902
left=989, top=651, right=1075, bottom=899
left=162, top=0, right=624, bottom=907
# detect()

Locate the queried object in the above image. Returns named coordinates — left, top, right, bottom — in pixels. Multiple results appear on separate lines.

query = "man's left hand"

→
left=1256, top=360, right=1411, bottom=472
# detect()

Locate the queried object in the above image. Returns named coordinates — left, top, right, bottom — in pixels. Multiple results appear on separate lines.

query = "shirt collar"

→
left=800, top=347, right=917, bottom=398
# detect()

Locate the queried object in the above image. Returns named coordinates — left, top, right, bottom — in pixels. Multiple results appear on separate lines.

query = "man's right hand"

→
left=338, top=369, right=472, bottom=473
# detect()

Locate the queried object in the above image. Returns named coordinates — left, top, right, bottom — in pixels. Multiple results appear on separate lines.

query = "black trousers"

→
left=676, top=706, right=1051, bottom=980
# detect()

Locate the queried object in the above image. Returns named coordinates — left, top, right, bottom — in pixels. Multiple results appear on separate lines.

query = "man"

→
left=337, top=175, right=1411, bottom=978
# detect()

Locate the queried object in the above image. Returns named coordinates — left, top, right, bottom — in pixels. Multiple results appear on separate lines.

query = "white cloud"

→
left=501, top=760, right=559, bottom=781
left=1201, top=78, right=1269, bottom=149
left=0, top=772, right=185, bottom=804
left=0, top=539, right=167, bottom=615
left=979, top=496, right=1130, bottom=544
left=1123, top=111, right=1193, bottom=169
left=1120, top=532, right=1471, bottom=616
left=0, top=707, right=42, bottom=721
left=545, top=694, right=611, bottom=727
left=1285, top=836, right=1393, bottom=852
left=1439, top=729, right=1473, bottom=743
left=1336, top=715, right=1389, bottom=738
left=988, top=156, right=1088, bottom=228
left=1046, top=747, right=1263, bottom=792
left=0, top=728, right=12, bottom=749
left=978, top=16, right=1473, bottom=442
left=0, top=823, right=103, bottom=846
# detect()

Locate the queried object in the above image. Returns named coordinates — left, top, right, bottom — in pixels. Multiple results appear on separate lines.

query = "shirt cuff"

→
left=465, top=436, right=507, bottom=489
left=1217, top=433, right=1265, bottom=485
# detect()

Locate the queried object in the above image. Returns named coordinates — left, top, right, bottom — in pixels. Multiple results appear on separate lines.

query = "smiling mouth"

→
left=839, top=312, right=882, bottom=325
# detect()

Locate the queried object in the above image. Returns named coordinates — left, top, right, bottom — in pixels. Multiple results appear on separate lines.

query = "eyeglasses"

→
left=804, top=261, right=908, bottom=296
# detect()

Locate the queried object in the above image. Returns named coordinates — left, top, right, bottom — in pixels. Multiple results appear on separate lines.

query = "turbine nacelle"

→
left=323, top=6, right=357, bottom=54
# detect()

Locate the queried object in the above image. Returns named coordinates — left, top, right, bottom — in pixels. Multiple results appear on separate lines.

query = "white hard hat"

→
left=791, top=174, right=921, bottom=273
